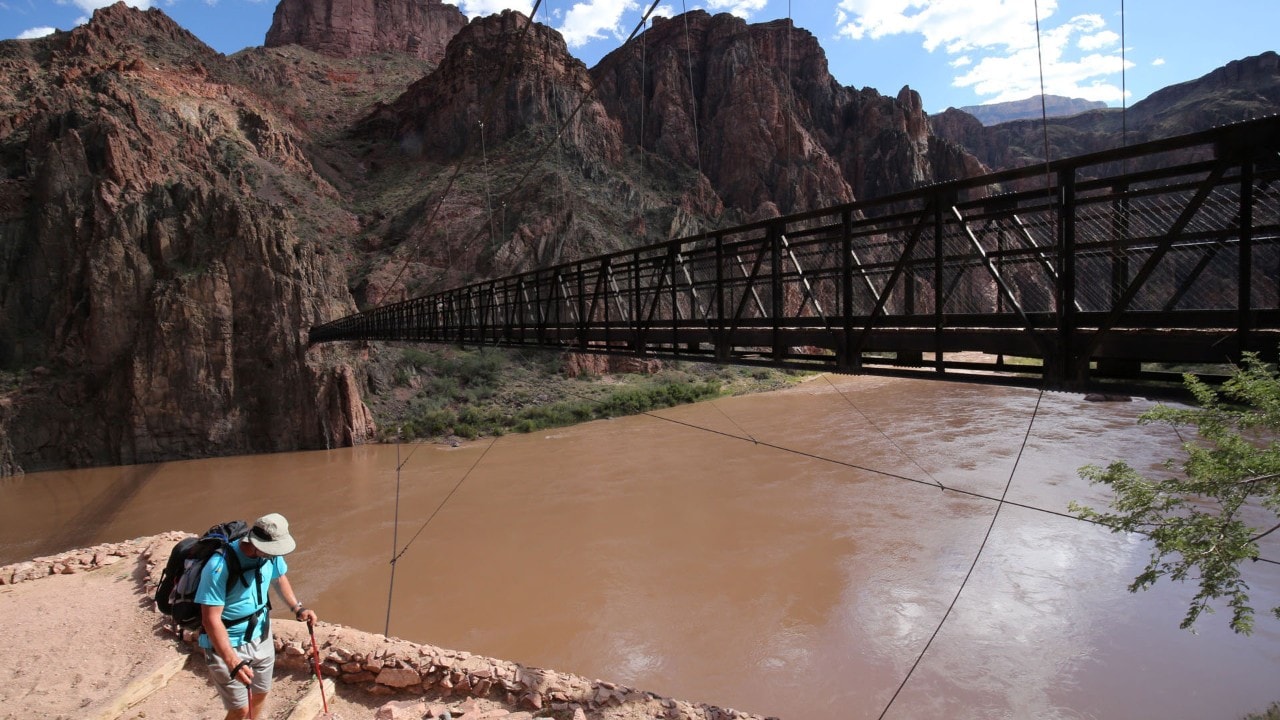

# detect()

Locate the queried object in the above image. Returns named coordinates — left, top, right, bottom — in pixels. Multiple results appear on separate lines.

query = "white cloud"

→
left=835, top=0, right=1133, bottom=104
left=834, top=0, right=1057, bottom=53
left=705, top=0, right=767, bottom=17
left=559, top=0, right=638, bottom=47
left=1152, top=57, right=1165, bottom=66
left=1078, top=30, right=1118, bottom=51
left=18, top=26, right=57, bottom=39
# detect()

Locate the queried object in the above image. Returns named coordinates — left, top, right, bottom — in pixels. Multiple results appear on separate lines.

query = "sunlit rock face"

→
left=265, top=0, right=466, bottom=64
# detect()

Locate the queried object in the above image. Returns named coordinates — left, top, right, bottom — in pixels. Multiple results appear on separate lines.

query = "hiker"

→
left=196, top=513, right=318, bottom=720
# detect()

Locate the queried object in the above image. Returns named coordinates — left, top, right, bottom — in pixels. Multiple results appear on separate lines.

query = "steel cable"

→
left=875, top=388, right=1044, bottom=719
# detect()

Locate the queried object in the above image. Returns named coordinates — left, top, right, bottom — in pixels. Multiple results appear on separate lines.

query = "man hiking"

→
left=196, top=513, right=318, bottom=720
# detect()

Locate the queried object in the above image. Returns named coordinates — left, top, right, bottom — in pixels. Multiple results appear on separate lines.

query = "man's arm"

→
left=273, top=574, right=318, bottom=624
left=201, top=604, right=253, bottom=685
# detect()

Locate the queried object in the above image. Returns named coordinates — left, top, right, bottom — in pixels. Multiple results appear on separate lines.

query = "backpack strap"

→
left=219, top=546, right=272, bottom=643
left=220, top=544, right=253, bottom=593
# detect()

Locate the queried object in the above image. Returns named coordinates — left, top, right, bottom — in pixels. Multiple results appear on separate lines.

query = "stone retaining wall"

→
left=0, top=534, right=776, bottom=720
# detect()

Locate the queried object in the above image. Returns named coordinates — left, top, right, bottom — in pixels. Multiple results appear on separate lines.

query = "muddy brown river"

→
left=2, top=375, right=1278, bottom=719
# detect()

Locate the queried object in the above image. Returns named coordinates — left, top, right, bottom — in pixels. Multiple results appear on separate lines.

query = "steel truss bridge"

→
left=310, top=116, right=1280, bottom=391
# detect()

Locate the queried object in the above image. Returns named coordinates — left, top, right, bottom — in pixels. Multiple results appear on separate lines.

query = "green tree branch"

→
left=1070, top=353, right=1280, bottom=634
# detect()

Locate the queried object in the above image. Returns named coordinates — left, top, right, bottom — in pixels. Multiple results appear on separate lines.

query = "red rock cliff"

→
left=0, top=3, right=375, bottom=471
left=591, top=11, right=979, bottom=218
left=264, top=0, right=466, bottom=64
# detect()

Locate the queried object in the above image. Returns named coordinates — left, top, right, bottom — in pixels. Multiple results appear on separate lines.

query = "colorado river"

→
left=3, top=375, right=1278, bottom=719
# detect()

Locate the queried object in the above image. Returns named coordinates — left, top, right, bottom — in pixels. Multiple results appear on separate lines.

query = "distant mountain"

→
left=956, top=95, right=1107, bottom=125
left=931, top=51, right=1280, bottom=172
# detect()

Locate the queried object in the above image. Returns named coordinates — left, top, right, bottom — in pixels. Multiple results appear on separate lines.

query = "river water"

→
left=3, top=375, right=1278, bottom=719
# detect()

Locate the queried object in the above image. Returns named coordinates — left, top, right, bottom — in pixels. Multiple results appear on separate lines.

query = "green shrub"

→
left=456, top=348, right=505, bottom=386
left=412, top=408, right=456, bottom=437
left=401, top=347, right=435, bottom=370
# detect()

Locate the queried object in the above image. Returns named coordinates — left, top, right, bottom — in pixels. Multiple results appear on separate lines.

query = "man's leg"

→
left=245, top=632, right=276, bottom=720
left=204, top=649, right=250, bottom=719
left=248, top=691, right=269, bottom=720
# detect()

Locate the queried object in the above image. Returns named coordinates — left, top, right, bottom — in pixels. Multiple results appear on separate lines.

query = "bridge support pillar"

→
left=1044, top=351, right=1092, bottom=392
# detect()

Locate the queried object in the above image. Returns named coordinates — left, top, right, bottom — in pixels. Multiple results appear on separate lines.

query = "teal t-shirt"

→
left=194, top=539, right=287, bottom=649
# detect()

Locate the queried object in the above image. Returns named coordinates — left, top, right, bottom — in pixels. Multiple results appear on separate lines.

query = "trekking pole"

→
left=307, top=618, right=330, bottom=714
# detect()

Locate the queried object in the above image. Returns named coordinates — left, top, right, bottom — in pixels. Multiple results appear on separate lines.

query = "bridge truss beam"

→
left=310, top=117, right=1280, bottom=391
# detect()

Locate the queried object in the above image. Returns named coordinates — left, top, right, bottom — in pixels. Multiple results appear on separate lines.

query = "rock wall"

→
left=0, top=4, right=376, bottom=472
left=265, top=0, right=466, bottom=64
left=361, top=11, right=622, bottom=166
left=590, top=12, right=982, bottom=219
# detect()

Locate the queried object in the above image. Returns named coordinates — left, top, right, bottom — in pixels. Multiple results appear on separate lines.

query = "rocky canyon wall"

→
left=0, top=5, right=374, bottom=472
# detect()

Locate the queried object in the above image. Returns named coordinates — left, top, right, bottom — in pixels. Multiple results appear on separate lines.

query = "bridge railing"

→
left=310, top=116, right=1280, bottom=389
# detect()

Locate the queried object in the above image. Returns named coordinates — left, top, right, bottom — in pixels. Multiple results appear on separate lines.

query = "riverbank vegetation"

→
left=1072, top=352, right=1280, bottom=634
left=362, top=344, right=804, bottom=442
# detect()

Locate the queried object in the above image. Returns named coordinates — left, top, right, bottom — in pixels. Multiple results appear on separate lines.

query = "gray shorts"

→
left=203, top=632, right=275, bottom=710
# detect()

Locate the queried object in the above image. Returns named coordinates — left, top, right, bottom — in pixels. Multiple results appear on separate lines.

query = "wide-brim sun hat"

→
left=249, top=513, right=297, bottom=555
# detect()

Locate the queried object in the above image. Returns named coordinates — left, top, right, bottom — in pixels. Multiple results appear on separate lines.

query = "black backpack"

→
left=155, top=520, right=263, bottom=633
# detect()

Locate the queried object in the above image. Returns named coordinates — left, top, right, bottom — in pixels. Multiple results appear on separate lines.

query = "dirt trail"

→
left=0, top=536, right=765, bottom=720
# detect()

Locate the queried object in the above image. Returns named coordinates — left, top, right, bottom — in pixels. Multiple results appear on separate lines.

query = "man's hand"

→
left=297, top=607, right=318, bottom=625
left=228, top=658, right=254, bottom=685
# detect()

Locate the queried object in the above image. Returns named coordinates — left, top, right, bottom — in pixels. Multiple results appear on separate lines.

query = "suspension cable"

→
left=383, top=436, right=499, bottom=635
left=1121, top=0, right=1128, bottom=149
left=638, top=393, right=1280, bottom=568
left=451, top=0, right=666, bottom=267
left=785, top=1, right=795, bottom=208
left=385, top=436, right=404, bottom=635
left=1032, top=0, right=1053, bottom=190
left=822, top=374, right=945, bottom=489
left=480, top=120, right=496, bottom=249
left=876, top=388, right=1045, bottom=719
left=641, top=13, right=647, bottom=161
left=680, top=1, right=704, bottom=179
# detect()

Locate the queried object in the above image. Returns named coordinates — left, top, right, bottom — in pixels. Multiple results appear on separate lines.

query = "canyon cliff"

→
left=0, top=4, right=375, bottom=470
left=265, top=0, right=466, bottom=64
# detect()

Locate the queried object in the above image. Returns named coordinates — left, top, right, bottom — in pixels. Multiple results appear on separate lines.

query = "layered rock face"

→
left=589, top=12, right=983, bottom=219
left=355, top=10, right=724, bottom=288
left=265, top=0, right=466, bottom=64
left=360, top=9, right=982, bottom=280
left=0, top=4, right=374, bottom=471
left=363, top=10, right=621, bottom=165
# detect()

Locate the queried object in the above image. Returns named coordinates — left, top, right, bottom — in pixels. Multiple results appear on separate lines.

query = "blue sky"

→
left=2, top=0, right=1276, bottom=113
